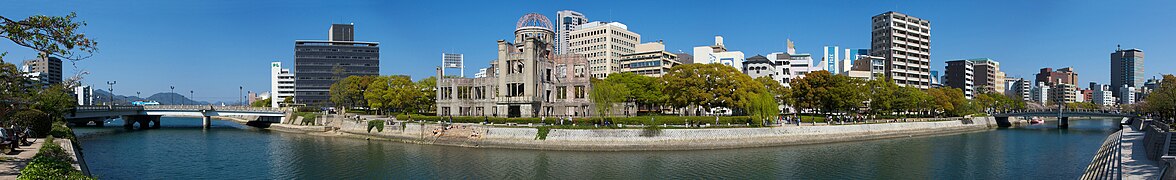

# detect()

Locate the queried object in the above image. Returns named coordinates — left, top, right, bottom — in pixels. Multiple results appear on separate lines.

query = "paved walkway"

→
left=0, top=138, right=47, bottom=180
left=1120, top=124, right=1161, bottom=180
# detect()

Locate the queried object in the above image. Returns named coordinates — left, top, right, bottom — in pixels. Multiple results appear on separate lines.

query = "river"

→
left=73, top=117, right=1119, bottom=179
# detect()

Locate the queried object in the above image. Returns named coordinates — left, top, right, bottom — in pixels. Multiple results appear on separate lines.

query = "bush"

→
left=535, top=126, right=550, bottom=140
left=48, top=122, right=74, bottom=140
left=640, top=125, right=662, bottom=137
left=394, top=114, right=410, bottom=120
left=404, top=115, right=755, bottom=127
left=367, top=120, right=385, bottom=133
left=295, top=112, right=317, bottom=125
left=10, top=109, right=52, bottom=138
left=18, top=136, right=94, bottom=180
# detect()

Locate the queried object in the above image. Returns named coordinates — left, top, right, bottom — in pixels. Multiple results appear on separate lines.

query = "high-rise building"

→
left=1050, top=83, right=1077, bottom=104
left=271, top=62, right=295, bottom=108
left=693, top=36, right=746, bottom=71
left=620, top=41, right=680, bottom=77
left=293, top=24, right=380, bottom=106
left=1035, top=67, right=1078, bottom=87
left=21, top=54, right=63, bottom=85
left=870, top=11, right=932, bottom=89
left=555, top=10, right=588, bottom=55
left=943, top=60, right=975, bottom=99
left=1110, top=47, right=1144, bottom=100
left=568, top=21, right=639, bottom=78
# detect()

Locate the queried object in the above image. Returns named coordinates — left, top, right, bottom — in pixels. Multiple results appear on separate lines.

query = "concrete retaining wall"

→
left=334, top=117, right=998, bottom=151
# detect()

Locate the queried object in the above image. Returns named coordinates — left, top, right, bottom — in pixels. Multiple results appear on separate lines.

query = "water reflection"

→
left=76, top=117, right=1118, bottom=179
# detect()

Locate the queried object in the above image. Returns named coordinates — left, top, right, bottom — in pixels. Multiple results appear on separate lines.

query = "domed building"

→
left=436, top=13, right=602, bottom=118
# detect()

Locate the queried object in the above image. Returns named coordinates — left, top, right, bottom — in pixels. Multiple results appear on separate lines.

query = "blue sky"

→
left=3, top=0, right=1174, bottom=102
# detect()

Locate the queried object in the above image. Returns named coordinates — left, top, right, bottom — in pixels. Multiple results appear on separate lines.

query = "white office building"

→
left=74, top=85, right=93, bottom=106
left=1093, top=85, right=1114, bottom=107
left=271, top=61, right=296, bottom=108
left=1119, top=85, right=1136, bottom=104
left=693, top=36, right=745, bottom=71
left=568, top=21, right=639, bottom=78
left=1031, top=82, right=1050, bottom=104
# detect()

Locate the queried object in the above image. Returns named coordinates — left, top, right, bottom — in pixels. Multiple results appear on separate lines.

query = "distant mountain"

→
left=93, top=90, right=210, bottom=105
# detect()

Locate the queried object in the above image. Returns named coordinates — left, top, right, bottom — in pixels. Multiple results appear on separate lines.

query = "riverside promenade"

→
left=1120, top=124, right=1161, bottom=179
left=321, top=116, right=999, bottom=151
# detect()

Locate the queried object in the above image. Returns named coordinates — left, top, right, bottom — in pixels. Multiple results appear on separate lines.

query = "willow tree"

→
left=590, top=78, right=628, bottom=122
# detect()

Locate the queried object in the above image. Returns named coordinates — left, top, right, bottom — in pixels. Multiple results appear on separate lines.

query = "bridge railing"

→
left=72, top=105, right=144, bottom=112
left=210, top=106, right=284, bottom=113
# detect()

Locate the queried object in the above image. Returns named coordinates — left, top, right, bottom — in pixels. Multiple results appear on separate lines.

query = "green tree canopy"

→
left=329, top=75, right=376, bottom=109
left=590, top=78, right=629, bottom=119
left=662, top=64, right=764, bottom=113
left=364, top=75, right=420, bottom=115
left=790, top=70, right=866, bottom=115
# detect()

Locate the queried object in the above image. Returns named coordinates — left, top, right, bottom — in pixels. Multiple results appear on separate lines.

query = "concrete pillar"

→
left=123, top=116, right=135, bottom=130
left=202, top=116, right=212, bottom=128
left=1059, top=117, right=1069, bottom=129
left=150, top=116, right=161, bottom=129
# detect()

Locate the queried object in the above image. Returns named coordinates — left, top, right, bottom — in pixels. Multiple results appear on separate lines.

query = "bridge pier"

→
left=1059, top=117, right=1069, bottom=129
left=202, top=116, right=212, bottom=129
left=121, top=115, right=162, bottom=130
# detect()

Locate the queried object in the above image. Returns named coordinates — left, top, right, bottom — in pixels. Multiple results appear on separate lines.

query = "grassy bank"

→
left=401, top=115, right=759, bottom=126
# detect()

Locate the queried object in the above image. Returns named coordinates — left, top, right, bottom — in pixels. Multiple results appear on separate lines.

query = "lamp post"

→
left=190, top=90, right=195, bottom=105
left=136, top=92, right=141, bottom=104
left=239, top=86, right=243, bottom=106
left=107, top=81, right=117, bottom=105
left=170, top=86, right=175, bottom=105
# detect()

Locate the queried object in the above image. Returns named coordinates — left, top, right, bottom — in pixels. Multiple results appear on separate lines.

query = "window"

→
left=574, top=86, right=585, bottom=99
left=556, top=86, right=567, bottom=99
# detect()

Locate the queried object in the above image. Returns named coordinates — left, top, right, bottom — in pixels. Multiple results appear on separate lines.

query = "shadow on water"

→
left=72, top=117, right=269, bottom=139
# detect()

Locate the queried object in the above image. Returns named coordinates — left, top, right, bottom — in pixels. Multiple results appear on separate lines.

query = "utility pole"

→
left=107, top=81, right=117, bottom=105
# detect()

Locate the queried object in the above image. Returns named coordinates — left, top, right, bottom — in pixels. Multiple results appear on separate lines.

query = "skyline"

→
left=3, top=0, right=1175, bottom=102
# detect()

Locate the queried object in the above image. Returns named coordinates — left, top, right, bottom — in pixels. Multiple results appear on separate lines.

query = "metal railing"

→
left=1081, top=130, right=1123, bottom=180
left=73, top=105, right=283, bottom=113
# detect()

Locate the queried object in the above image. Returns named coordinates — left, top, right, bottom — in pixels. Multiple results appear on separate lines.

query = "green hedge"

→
left=367, top=120, right=386, bottom=132
left=18, top=136, right=94, bottom=180
left=409, top=115, right=755, bottom=126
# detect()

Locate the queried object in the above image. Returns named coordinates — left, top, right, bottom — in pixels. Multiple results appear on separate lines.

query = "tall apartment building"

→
left=1035, top=67, right=1078, bottom=87
left=270, top=62, right=295, bottom=108
left=694, top=36, right=745, bottom=71
left=293, top=24, right=380, bottom=106
left=943, top=60, right=975, bottom=99
left=870, top=11, right=932, bottom=89
left=1050, top=83, right=1077, bottom=104
left=1110, top=47, right=1144, bottom=100
left=21, top=54, right=63, bottom=85
left=555, top=10, right=588, bottom=55
left=568, top=21, right=639, bottom=78
left=620, top=41, right=680, bottom=77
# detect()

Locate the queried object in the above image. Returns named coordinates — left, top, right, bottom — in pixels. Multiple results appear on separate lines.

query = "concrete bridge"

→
left=66, top=105, right=287, bottom=129
left=992, top=109, right=1138, bottom=128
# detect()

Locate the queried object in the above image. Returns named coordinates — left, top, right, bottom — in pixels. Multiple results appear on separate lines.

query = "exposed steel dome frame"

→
left=516, top=13, right=553, bottom=30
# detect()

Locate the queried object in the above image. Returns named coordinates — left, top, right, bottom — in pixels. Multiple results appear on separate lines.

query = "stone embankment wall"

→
left=334, top=117, right=997, bottom=151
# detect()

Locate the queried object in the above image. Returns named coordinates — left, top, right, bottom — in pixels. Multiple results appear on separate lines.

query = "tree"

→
left=790, top=70, right=866, bottom=116
left=755, top=76, right=791, bottom=109
left=329, top=75, right=376, bottom=110
left=662, top=64, right=764, bottom=116
left=866, top=78, right=899, bottom=116
left=9, top=109, right=50, bottom=137
left=415, top=76, right=437, bottom=115
left=0, top=12, right=98, bottom=63
left=365, top=75, right=419, bottom=115
left=32, top=84, right=76, bottom=120
left=590, top=78, right=628, bottom=121
left=1143, top=75, right=1176, bottom=118
left=927, top=87, right=971, bottom=117
left=251, top=98, right=271, bottom=107
left=604, top=72, right=664, bottom=114
left=747, top=92, right=779, bottom=126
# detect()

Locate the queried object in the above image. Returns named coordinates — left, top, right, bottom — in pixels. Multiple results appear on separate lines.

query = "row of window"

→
left=296, top=48, right=378, bottom=53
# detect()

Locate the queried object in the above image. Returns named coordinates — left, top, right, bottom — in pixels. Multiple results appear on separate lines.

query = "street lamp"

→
left=170, top=86, right=175, bottom=105
left=136, top=92, right=141, bottom=103
left=107, top=81, right=117, bottom=105
left=239, top=86, right=243, bottom=106
left=190, top=90, right=195, bottom=105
